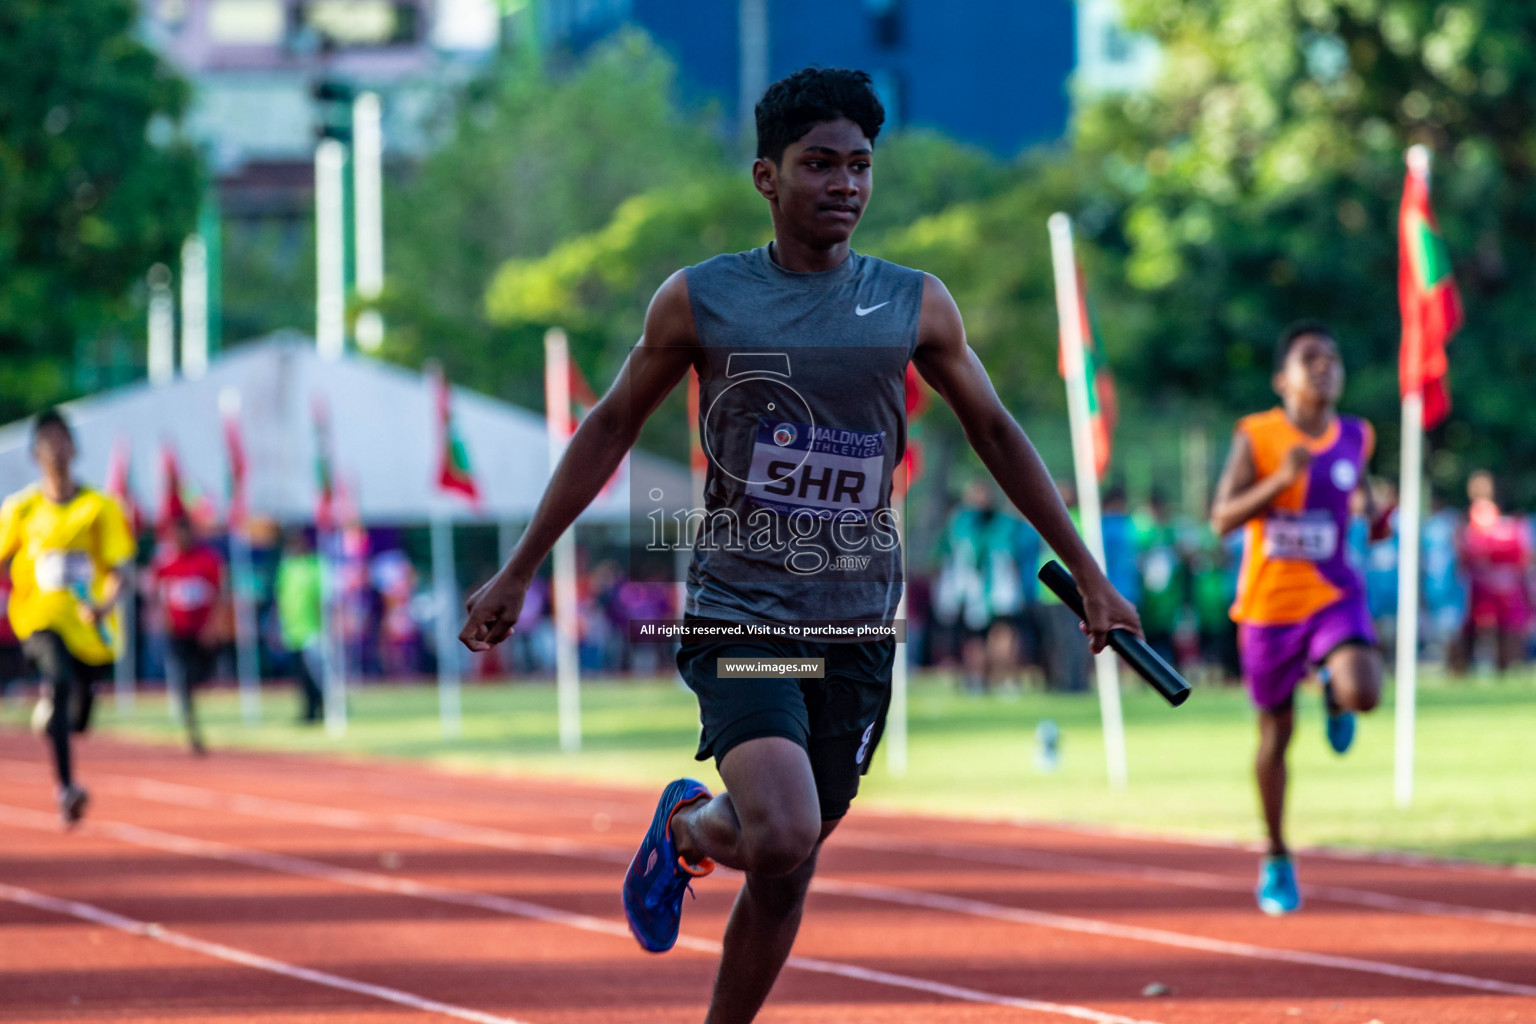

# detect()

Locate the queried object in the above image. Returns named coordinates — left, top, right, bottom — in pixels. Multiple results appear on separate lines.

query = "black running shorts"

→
left=676, top=631, right=895, bottom=821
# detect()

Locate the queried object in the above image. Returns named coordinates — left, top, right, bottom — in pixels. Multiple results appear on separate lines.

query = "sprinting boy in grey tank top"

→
left=460, top=67, right=1141, bottom=1024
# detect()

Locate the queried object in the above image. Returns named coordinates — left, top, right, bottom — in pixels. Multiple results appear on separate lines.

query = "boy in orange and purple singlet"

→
left=1212, top=321, right=1387, bottom=916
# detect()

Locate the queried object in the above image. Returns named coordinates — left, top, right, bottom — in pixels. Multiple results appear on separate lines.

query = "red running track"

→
left=1, top=729, right=1534, bottom=1024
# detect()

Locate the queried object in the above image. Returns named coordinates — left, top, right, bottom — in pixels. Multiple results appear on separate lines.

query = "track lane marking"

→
left=14, top=750, right=1526, bottom=881
left=12, top=776, right=1536, bottom=1002
left=0, top=804, right=1164, bottom=1024
left=833, top=830, right=1536, bottom=931
left=810, top=877, right=1536, bottom=999
left=0, top=879, right=535, bottom=1024
left=102, top=771, right=1536, bottom=933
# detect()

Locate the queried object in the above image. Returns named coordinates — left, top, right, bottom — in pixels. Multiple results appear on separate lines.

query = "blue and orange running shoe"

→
left=623, top=778, right=715, bottom=953
left=1256, top=854, right=1301, bottom=915
left=1320, top=670, right=1356, bottom=755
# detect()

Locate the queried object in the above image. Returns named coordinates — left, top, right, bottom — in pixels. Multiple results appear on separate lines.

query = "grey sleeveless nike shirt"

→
left=682, top=244, right=924, bottom=624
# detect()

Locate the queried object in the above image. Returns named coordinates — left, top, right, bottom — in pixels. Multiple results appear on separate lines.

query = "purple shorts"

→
left=1238, top=595, right=1377, bottom=712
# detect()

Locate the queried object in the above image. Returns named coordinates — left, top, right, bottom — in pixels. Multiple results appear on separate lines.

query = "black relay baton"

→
left=1038, top=560, right=1191, bottom=708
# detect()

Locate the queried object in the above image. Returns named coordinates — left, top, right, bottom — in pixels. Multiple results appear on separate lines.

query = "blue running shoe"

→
left=1256, top=855, right=1301, bottom=915
left=623, top=778, right=714, bottom=953
left=1321, top=673, right=1356, bottom=755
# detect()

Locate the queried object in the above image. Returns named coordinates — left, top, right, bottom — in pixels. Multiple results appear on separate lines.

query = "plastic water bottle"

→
left=1035, top=719, right=1061, bottom=773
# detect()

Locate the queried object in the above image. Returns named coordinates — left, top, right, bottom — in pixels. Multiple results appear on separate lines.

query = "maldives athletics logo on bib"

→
left=772, top=423, right=797, bottom=447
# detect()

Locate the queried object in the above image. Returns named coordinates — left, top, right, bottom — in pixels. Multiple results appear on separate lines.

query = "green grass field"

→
left=4, top=670, right=1532, bottom=865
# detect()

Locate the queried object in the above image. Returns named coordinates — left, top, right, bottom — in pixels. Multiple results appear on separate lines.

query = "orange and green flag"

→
left=1399, top=150, right=1463, bottom=430
left=1057, top=261, right=1118, bottom=479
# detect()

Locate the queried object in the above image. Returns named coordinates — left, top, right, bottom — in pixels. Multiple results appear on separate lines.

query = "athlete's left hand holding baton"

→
left=459, top=273, right=701, bottom=652
left=909, top=275, right=1143, bottom=652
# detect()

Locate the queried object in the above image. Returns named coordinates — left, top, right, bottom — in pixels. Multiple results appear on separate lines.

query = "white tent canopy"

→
left=0, top=333, right=688, bottom=525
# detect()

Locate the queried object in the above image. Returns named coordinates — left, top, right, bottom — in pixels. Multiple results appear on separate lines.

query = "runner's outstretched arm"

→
left=459, top=272, right=698, bottom=652
left=911, top=273, right=1140, bottom=651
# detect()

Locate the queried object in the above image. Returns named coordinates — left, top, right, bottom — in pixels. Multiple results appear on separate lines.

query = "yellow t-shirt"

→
left=0, top=485, right=136, bottom=665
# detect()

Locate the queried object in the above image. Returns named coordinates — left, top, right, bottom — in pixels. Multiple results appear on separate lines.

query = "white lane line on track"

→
left=811, top=877, right=1536, bottom=999
left=143, top=753, right=1536, bottom=882
left=38, top=777, right=1536, bottom=1001
left=0, top=879, right=534, bottom=1024
left=833, top=830, right=1536, bottom=931
left=106, top=772, right=1536, bottom=934
left=14, top=752, right=1525, bottom=881
left=0, top=804, right=1164, bottom=1024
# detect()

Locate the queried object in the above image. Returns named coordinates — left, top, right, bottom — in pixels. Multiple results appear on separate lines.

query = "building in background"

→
left=138, top=0, right=503, bottom=340
left=133, top=0, right=1157, bottom=350
left=539, top=0, right=1080, bottom=158
left=1072, top=0, right=1159, bottom=96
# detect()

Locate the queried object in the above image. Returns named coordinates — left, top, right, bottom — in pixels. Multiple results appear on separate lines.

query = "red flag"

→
left=104, top=435, right=143, bottom=535
left=686, top=372, right=707, bottom=480
left=433, top=368, right=481, bottom=506
left=568, top=360, right=598, bottom=431
left=157, top=445, right=188, bottom=536
left=1056, top=261, right=1117, bottom=479
left=222, top=405, right=248, bottom=530
left=895, top=365, right=928, bottom=500
left=1399, top=148, right=1463, bottom=429
left=335, top=471, right=362, bottom=529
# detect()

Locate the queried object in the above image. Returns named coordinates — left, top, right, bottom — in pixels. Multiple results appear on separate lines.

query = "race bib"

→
left=1143, top=548, right=1176, bottom=592
left=165, top=577, right=216, bottom=612
left=1263, top=513, right=1339, bottom=561
left=34, top=550, right=93, bottom=593
left=744, top=418, right=885, bottom=520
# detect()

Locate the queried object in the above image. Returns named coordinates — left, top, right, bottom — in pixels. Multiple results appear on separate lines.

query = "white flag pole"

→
left=113, top=564, right=136, bottom=716
left=147, top=264, right=175, bottom=386
left=320, top=527, right=347, bottom=737
left=220, top=387, right=261, bottom=726
left=230, top=529, right=261, bottom=727
left=545, top=328, right=582, bottom=753
left=315, top=139, right=347, bottom=362
left=353, top=91, right=385, bottom=353
left=180, top=235, right=209, bottom=380
left=431, top=512, right=462, bottom=737
left=1047, top=212, right=1128, bottom=789
left=425, top=363, right=464, bottom=738
left=887, top=508, right=909, bottom=778
left=1394, top=144, right=1432, bottom=808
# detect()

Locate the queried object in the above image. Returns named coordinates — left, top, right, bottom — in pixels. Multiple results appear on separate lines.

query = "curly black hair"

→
left=755, top=67, right=885, bottom=164
left=1274, top=318, right=1338, bottom=371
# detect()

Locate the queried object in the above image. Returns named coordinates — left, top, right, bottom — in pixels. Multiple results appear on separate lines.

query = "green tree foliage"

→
left=481, top=130, right=1009, bottom=379
left=380, top=30, right=729, bottom=408
left=1075, top=0, right=1536, bottom=495
left=480, top=129, right=1010, bottom=457
left=0, top=0, right=200, bottom=418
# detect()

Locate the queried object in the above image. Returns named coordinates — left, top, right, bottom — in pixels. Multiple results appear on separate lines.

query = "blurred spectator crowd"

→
left=1, top=470, right=1529, bottom=696
left=910, top=469, right=1535, bottom=694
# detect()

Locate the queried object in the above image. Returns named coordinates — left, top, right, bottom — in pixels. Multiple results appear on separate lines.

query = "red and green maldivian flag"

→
left=1399, top=150, right=1463, bottom=430
left=1056, top=261, right=1118, bottom=479
left=567, top=360, right=598, bottom=432
left=312, top=396, right=335, bottom=531
left=686, top=372, right=707, bottom=490
left=434, top=369, right=480, bottom=506
left=564, top=354, right=625, bottom=497
left=894, top=364, right=928, bottom=500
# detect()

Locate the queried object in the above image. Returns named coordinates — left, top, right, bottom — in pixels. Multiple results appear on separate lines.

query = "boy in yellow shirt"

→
left=0, top=409, right=136, bottom=825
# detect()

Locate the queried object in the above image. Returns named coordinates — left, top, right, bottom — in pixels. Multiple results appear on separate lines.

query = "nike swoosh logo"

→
left=855, top=302, right=889, bottom=316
